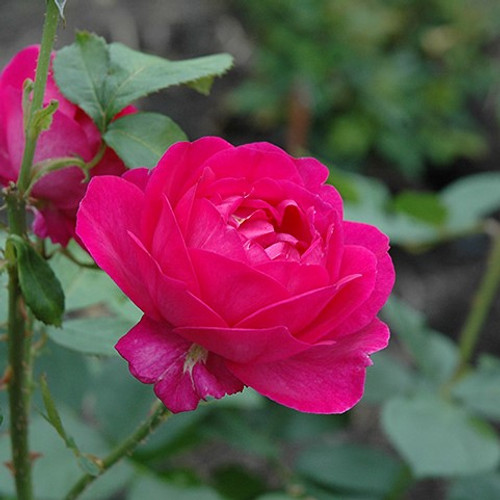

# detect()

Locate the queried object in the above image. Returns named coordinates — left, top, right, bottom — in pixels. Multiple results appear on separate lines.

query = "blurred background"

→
left=1, top=1, right=500, bottom=499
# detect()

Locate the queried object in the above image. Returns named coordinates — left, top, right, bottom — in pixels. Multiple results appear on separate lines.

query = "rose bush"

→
left=0, top=45, right=131, bottom=245
left=77, top=137, right=395, bottom=413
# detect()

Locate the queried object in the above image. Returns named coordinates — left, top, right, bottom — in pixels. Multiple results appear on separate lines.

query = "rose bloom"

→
left=0, top=45, right=131, bottom=246
left=77, top=137, right=395, bottom=413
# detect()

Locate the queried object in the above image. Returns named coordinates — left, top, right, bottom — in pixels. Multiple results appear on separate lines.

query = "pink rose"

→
left=77, top=137, right=395, bottom=413
left=0, top=45, right=131, bottom=246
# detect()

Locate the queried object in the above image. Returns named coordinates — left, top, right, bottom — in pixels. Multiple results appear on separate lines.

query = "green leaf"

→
left=440, top=172, right=500, bottom=232
left=104, top=112, right=187, bottom=168
left=40, top=374, right=103, bottom=476
left=382, top=297, right=458, bottom=384
left=382, top=394, right=500, bottom=478
left=105, top=42, right=233, bottom=117
left=393, top=190, right=448, bottom=226
left=46, top=316, right=134, bottom=356
left=9, top=236, right=64, bottom=326
left=452, top=355, right=500, bottom=421
left=54, top=32, right=233, bottom=130
left=40, top=374, right=75, bottom=449
left=363, top=351, right=415, bottom=403
left=449, top=473, right=500, bottom=500
left=296, top=443, right=404, bottom=495
left=53, top=32, right=110, bottom=131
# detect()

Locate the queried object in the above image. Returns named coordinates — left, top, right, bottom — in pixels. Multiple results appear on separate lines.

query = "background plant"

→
left=229, top=0, right=500, bottom=180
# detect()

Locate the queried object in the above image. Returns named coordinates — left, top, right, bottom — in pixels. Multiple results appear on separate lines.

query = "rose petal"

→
left=204, top=143, right=304, bottom=184
left=127, top=232, right=226, bottom=327
left=76, top=175, right=157, bottom=316
left=236, top=283, right=344, bottom=334
left=141, top=193, right=198, bottom=292
left=174, top=324, right=315, bottom=364
left=122, top=167, right=150, bottom=191
left=190, top=248, right=290, bottom=325
left=185, top=198, right=247, bottom=262
left=255, top=261, right=330, bottom=295
left=116, top=316, right=243, bottom=413
left=149, top=137, right=233, bottom=205
left=227, top=319, right=389, bottom=413
left=299, top=245, right=377, bottom=343
left=332, top=253, right=395, bottom=337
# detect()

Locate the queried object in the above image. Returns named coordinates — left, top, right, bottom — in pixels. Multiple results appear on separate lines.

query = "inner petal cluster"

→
left=217, top=194, right=315, bottom=263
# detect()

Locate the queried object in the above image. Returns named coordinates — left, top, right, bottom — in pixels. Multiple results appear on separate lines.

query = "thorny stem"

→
left=17, top=0, right=60, bottom=195
left=5, top=190, right=33, bottom=500
left=5, top=2, right=60, bottom=498
left=64, top=401, right=171, bottom=500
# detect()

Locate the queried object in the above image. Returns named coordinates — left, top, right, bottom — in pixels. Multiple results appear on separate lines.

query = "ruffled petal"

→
left=227, top=319, right=389, bottom=413
left=116, top=316, right=243, bottom=413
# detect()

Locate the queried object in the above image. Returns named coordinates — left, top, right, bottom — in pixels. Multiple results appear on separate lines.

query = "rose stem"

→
left=454, top=221, right=500, bottom=378
left=5, top=2, right=60, bottom=499
left=16, top=0, right=60, bottom=195
left=63, top=401, right=172, bottom=500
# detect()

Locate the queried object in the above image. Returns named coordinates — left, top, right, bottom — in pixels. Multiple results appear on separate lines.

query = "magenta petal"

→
left=140, top=194, right=198, bottom=291
left=190, top=249, right=289, bottom=325
left=32, top=207, right=75, bottom=246
left=343, top=221, right=390, bottom=256
left=332, top=253, right=395, bottom=337
left=174, top=324, right=314, bottom=364
left=227, top=319, right=389, bottom=413
left=116, top=316, right=243, bottom=413
left=255, top=261, right=330, bottom=295
left=127, top=233, right=226, bottom=327
left=300, top=245, right=377, bottom=343
left=294, top=156, right=330, bottom=190
left=236, top=284, right=341, bottom=334
left=149, top=137, right=233, bottom=205
left=122, top=167, right=150, bottom=191
left=76, top=176, right=159, bottom=317
left=205, top=144, right=303, bottom=184
left=186, top=198, right=247, bottom=262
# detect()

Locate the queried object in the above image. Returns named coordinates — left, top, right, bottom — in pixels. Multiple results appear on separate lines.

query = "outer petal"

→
left=227, top=319, right=389, bottom=413
left=116, top=316, right=243, bottom=413
left=300, top=245, right=377, bottom=343
left=149, top=137, right=232, bottom=205
left=204, top=143, right=304, bottom=184
left=76, top=175, right=158, bottom=317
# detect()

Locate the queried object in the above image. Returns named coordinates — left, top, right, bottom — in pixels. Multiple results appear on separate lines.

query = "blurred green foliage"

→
left=231, top=0, right=500, bottom=178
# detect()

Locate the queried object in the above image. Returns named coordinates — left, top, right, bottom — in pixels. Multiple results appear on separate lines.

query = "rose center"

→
left=227, top=199, right=312, bottom=261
